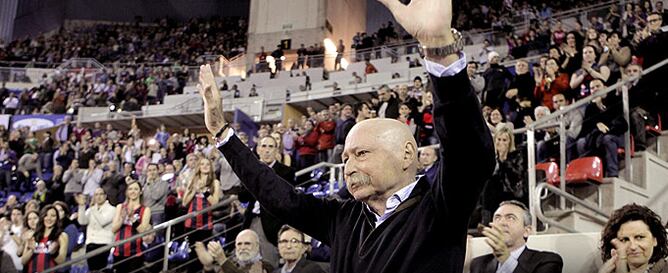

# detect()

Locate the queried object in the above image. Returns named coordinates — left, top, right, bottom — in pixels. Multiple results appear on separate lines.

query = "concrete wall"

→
left=326, top=0, right=366, bottom=50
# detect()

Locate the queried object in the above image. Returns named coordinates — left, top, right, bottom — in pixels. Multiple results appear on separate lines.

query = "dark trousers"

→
left=630, top=107, right=651, bottom=151
left=113, top=255, right=142, bottom=273
left=577, top=134, right=624, bottom=177
left=86, top=243, right=110, bottom=271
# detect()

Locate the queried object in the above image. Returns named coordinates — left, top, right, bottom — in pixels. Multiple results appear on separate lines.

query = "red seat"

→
left=646, top=115, right=663, bottom=136
left=536, top=162, right=560, bottom=186
left=565, top=156, right=605, bottom=184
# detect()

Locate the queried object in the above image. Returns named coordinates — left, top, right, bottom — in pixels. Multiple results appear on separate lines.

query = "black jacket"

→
left=470, top=247, right=563, bottom=273
left=239, top=161, right=295, bottom=246
left=272, top=258, right=326, bottom=273
left=376, top=96, right=400, bottom=119
left=218, top=68, right=495, bottom=273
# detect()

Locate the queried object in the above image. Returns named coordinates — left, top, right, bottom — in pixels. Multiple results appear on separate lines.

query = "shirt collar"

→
left=510, top=244, right=526, bottom=260
left=365, top=175, right=422, bottom=227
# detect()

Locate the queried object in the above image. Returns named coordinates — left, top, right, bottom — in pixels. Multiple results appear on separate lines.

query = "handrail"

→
left=43, top=198, right=233, bottom=273
left=295, top=162, right=343, bottom=177
left=533, top=183, right=610, bottom=233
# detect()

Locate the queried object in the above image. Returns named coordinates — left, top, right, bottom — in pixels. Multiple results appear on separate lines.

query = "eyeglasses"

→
left=278, top=238, right=304, bottom=245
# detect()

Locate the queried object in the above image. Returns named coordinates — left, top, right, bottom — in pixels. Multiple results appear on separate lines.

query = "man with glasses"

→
left=470, top=200, right=563, bottom=273
left=239, top=136, right=296, bottom=267
left=276, top=225, right=325, bottom=273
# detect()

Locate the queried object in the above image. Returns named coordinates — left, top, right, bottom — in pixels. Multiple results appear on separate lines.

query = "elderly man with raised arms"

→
left=197, top=0, right=495, bottom=272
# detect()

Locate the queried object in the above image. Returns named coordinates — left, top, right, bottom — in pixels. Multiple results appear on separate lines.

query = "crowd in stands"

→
left=0, top=17, right=248, bottom=66
left=0, top=1, right=667, bottom=272
left=1, top=62, right=190, bottom=115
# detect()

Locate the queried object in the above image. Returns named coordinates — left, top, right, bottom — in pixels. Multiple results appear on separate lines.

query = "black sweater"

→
left=218, top=69, right=495, bottom=273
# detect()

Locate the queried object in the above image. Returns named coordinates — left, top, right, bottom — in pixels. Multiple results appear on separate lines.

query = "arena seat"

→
left=646, top=115, right=662, bottom=137
left=536, top=162, right=560, bottom=186
left=565, top=156, right=604, bottom=184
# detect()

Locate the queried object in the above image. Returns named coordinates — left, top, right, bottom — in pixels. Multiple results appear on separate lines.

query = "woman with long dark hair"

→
left=20, top=205, right=68, bottom=273
left=111, top=180, right=151, bottom=273
left=182, top=157, right=221, bottom=273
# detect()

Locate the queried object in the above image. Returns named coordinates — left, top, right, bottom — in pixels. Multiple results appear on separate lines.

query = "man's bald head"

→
left=342, top=118, right=418, bottom=203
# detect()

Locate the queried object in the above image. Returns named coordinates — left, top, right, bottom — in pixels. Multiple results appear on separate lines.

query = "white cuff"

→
left=215, top=128, right=236, bottom=148
left=423, top=52, right=467, bottom=77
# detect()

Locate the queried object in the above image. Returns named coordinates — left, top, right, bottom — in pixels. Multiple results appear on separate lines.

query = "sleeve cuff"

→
left=215, top=128, right=236, bottom=148
left=423, top=52, right=467, bottom=77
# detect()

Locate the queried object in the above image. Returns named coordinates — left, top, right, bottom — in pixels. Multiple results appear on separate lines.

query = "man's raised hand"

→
left=377, top=0, right=453, bottom=48
left=198, top=64, right=226, bottom=136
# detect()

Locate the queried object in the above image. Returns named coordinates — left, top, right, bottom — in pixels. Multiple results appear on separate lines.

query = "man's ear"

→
left=402, top=141, right=417, bottom=170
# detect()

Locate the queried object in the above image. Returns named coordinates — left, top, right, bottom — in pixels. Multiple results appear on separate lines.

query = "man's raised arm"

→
left=379, top=0, right=495, bottom=232
left=197, top=65, right=339, bottom=244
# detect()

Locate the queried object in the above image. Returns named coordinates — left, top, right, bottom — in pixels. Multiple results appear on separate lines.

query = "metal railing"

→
left=523, top=56, right=668, bottom=233
left=533, top=183, right=610, bottom=233
left=44, top=198, right=239, bottom=273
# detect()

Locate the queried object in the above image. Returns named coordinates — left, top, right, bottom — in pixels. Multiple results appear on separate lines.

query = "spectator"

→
left=1, top=207, right=24, bottom=271
left=331, top=104, right=355, bottom=163
left=39, top=132, right=56, bottom=172
left=76, top=188, right=115, bottom=273
left=364, top=59, right=377, bottom=75
left=316, top=110, right=336, bottom=163
left=335, top=39, right=345, bottom=71
left=296, top=120, right=319, bottom=169
left=481, top=125, right=527, bottom=224
left=376, top=85, right=400, bottom=119
left=18, top=153, right=43, bottom=181
left=2, top=93, right=18, bottom=115
left=570, top=45, right=610, bottom=99
left=598, top=204, right=668, bottom=273
left=417, top=147, right=439, bottom=185
left=100, top=161, right=125, bottom=206
left=111, top=180, right=151, bottom=273
left=467, top=61, right=485, bottom=101
left=20, top=205, right=68, bottom=273
left=195, top=229, right=274, bottom=273
left=63, top=160, right=83, bottom=210
left=81, top=159, right=103, bottom=198
left=536, top=94, right=582, bottom=163
left=275, top=225, right=326, bottom=273
left=471, top=200, right=563, bottom=273
left=182, top=157, right=221, bottom=273
left=141, top=163, right=168, bottom=226
left=0, top=141, right=17, bottom=192
left=52, top=201, right=77, bottom=272
left=32, top=180, right=49, bottom=204
left=534, top=58, right=570, bottom=110
left=576, top=79, right=627, bottom=177
left=482, top=51, right=513, bottom=109
left=504, top=60, right=535, bottom=120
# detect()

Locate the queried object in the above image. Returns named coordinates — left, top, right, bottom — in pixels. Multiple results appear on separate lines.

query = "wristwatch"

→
left=420, top=29, right=465, bottom=57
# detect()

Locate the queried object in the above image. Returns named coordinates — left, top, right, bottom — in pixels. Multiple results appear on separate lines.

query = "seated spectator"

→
left=195, top=229, right=274, bottom=273
left=417, top=147, right=439, bottom=185
left=486, top=108, right=507, bottom=134
left=576, top=79, right=627, bottom=177
left=481, top=125, right=527, bottom=224
left=471, top=200, right=563, bottom=273
left=536, top=94, right=582, bottom=163
left=598, top=203, right=668, bottom=273
left=275, top=225, right=326, bottom=273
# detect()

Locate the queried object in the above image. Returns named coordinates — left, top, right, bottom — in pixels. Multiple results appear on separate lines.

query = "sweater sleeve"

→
left=218, top=135, right=341, bottom=245
left=429, top=68, right=496, bottom=237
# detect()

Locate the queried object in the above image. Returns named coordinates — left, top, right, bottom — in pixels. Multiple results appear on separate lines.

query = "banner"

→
left=0, top=115, right=9, bottom=129
left=11, top=114, right=67, bottom=131
left=233, top=108, right=259, bottom=147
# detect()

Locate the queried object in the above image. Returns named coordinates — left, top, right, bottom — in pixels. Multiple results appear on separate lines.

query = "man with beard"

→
left=197, top=0, right=495, bottom=271
left=470, top=201, right=562, bottom=273
left=195, top=229, right=274, bottom=273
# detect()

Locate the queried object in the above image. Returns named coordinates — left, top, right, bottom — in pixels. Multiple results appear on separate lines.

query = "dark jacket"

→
left=470, top=247, right=563, bottom=273
left=218, top=68, right=495, bottom=273
left=272, top=258, right=326, bottom=273
left=239, top=161, right=296, bottom=246
left=376, top=96, right=400, bottom=119
left=334, top=118, right=356, bottom=145
left=100, top=171, right=126, bottom=206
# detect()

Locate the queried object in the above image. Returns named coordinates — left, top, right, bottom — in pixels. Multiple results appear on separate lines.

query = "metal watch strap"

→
left=420, top=29, right=464, bottom=57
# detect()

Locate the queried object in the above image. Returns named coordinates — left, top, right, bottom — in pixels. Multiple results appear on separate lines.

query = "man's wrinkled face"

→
left=515, top=61, right=529, bottom=75
left=377, top=88, right=391, bottom=102
left=235, top=233, right=260, bottom=262
left=342, top=123, right=405, bottom=202
left=278, top=229, right=308, bottom=262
